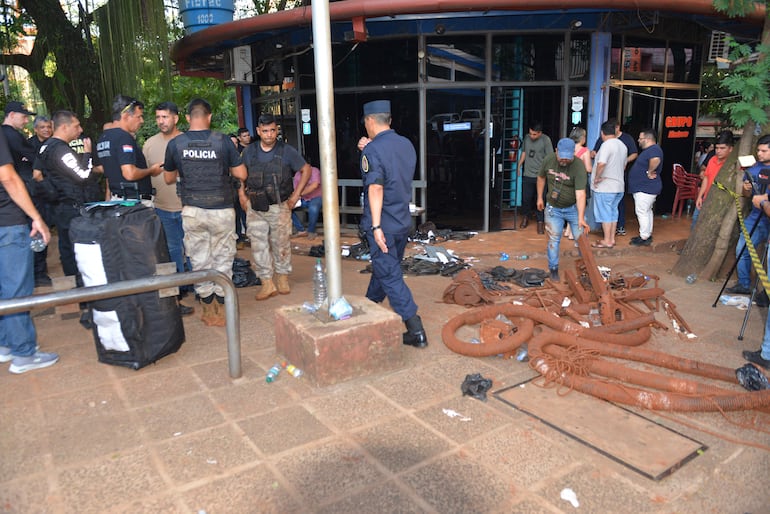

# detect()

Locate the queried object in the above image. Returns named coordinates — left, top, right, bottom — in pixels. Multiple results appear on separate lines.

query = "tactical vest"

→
left=176, top=132, right=232, bottom=209
left=243, top=142, right=293, bottom=203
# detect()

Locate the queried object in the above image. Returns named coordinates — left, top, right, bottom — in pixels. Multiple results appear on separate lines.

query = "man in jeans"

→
left=291, top=164, right=322, bottom=241
left=0, top=129, right=59, bottom=373
left=743, top=193, right=770, bottom=369
left=143, top=101, right=193, bottom=316
left=536, top=138, right=589, bottom=281
left=724, top=135, right=770, bottom=295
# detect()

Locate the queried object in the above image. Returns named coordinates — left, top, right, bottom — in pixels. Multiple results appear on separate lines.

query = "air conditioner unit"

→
left=225, top=46, right=253, bottom=84
left=708, top=31, right=729, bottom=63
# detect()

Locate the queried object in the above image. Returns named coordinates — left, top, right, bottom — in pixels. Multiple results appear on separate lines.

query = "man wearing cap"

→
left=0, top=128, right=59, bottom=373
left=536, top=137, right=589, bottom=282
left=95, top=95, right=162, bottom=207
left=2, top=101, right=52, bottom=287
left=240, top=113, right=311, bottom=300
left=358, top=100, right=428, bottom=348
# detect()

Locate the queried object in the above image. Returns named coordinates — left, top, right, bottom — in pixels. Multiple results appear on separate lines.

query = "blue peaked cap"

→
left=363, top=100, right=391, bottom=116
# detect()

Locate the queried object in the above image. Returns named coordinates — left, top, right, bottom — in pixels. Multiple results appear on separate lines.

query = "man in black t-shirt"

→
left=2, top=101, right=52, bottom=286
left=33, top=111, right=99, bottom=278
left=95, top=95, right=162, bottom=206
left=164, top=98, right=247, bottom=326
left=0, top=128, right=59, bottom=374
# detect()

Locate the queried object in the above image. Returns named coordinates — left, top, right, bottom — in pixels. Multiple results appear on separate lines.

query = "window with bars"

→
left=708, top=31, right=729, bottom=63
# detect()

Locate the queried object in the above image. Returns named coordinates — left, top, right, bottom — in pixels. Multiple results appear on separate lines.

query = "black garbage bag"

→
left=736, top=363, right=770, bottom=391
left=232, top=257, right=261, bottom=288
left=309, top=242, right=325, bottom=257
left=461, top=373, right=493, bottom=402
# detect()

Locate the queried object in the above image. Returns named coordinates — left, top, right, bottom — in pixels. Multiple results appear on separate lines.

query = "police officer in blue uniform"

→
left=358, top=100, right=427, bottom=348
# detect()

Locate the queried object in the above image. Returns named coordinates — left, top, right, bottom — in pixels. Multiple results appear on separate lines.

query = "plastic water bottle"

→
left=516, top=343, right=529, bottom=362
left=30, top=233, right=47, bottom=252
left=686, top=274, right=697, bottom=285
left=588, top=307, right=602, bottom=327
left=265, top=363, right=282, bottom=383
left=313, top=258, right=327, bottom=308
left=285, top=364, right=303, bottom=378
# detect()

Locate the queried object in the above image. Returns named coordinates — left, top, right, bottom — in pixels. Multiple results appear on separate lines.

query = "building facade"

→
left=172, top=2, right=761, bottom=231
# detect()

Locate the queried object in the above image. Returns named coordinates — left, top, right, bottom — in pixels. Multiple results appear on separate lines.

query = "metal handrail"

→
left=0, top=270, right=242, bottom=378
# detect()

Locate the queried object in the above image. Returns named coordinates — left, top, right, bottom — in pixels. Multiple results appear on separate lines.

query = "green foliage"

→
left=134, top=76, right=238, bottom=145
left=712, top=0, right=762, bottom=17
left=0, top=3, right=32, bottom=51
left=699, top=65, right=731, bottom=120
left=720, top=39, right=770, bottom=127
left=94, top=0, right=171, bottom=106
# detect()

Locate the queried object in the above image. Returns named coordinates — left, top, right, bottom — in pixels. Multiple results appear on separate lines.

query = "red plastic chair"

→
left=671, top=163, right=700, bottom=218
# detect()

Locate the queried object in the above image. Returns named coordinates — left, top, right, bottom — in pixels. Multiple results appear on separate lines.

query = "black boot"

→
left=403, top=315, right=428, bottom=348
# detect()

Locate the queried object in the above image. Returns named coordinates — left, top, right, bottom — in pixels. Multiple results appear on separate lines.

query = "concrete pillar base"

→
left=275, top=295, right=405, bottom=387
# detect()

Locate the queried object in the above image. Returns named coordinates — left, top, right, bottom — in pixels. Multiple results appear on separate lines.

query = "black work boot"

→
left=403, top=315, right=428, bottom=348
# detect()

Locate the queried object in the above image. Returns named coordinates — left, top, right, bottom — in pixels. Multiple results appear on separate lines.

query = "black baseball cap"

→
left=5, top=101, right=36, bottom=116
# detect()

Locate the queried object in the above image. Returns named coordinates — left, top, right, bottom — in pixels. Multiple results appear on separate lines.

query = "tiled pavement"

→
left=1, top=214, right=769, bottom=513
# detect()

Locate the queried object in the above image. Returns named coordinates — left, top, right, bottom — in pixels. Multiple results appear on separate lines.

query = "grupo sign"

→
left=665, top=115, right=692, bottom=139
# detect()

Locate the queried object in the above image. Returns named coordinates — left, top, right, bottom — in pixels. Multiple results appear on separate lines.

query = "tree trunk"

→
left=671, top=149, right=742, bottom=279
left=673, top=5, right=770, bottom=279
left=0, top=0, right=107, bottom=134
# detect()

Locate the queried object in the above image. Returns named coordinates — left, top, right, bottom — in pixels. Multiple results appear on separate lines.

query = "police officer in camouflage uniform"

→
left=239, top=113, right=311, bottom=300
left=163, top=99, right=247, bottom=326
left=358, top=100, right=427, bottom=348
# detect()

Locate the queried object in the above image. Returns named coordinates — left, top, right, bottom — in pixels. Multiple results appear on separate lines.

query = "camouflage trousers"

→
left=182, top=205, right=236, bottom=299
left=246, top=200, right=292, bottom=278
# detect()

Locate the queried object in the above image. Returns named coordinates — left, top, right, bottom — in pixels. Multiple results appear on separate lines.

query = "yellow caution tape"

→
left=714, top=180, right=770, bottom=292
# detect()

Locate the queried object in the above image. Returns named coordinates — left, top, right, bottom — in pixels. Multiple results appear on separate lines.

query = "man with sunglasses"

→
left=95, top=95, right=162, bottom=207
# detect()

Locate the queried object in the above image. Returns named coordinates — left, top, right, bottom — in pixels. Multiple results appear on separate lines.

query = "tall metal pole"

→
left=311, top=0, right=342, bottom=306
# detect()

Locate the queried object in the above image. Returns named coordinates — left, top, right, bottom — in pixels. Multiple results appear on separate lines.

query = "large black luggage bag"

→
left=70, top=203, right=185, bottom=369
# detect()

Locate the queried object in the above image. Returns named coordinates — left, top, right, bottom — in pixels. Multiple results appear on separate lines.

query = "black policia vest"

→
left=176, top=132, right=232, bottom=209
left=243, top=142, right=293, bottom=204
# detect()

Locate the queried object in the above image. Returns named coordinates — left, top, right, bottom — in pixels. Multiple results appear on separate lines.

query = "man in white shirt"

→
left=590, top=120, right=627, bottom=248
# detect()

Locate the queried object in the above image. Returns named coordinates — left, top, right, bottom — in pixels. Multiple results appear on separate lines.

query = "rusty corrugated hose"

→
left=442, top=303, right=770, bottom=412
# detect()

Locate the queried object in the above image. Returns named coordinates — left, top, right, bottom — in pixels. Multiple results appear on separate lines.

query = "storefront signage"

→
left=665, top=115, right=693, bottom=139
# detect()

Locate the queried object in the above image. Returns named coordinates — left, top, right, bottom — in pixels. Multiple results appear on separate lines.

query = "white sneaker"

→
left=9, top=351, right=59, bottom=374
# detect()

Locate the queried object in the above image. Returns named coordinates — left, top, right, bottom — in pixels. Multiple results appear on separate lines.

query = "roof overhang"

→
left=170, top=0, right=765, bottom=77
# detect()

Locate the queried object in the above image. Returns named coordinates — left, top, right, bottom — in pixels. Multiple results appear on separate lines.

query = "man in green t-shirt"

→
left=517, top=122, right=553, bottom=233
left=536, top=138, right=589, bottom=281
